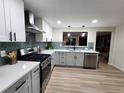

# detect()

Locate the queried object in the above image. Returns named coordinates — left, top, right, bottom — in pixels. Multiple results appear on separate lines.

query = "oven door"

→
left=40, top=57, right=51, bottom=92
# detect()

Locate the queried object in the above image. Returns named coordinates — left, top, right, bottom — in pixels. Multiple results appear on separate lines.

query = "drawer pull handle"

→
left=34, top=68, right=39, bottom=73
left=15, top=80, right=26, bottom=91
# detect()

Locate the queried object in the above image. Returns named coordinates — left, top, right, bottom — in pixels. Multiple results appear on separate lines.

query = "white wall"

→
left=109, top=24, right=124, bottom=71
left=52, top=27, right=115, bottom=50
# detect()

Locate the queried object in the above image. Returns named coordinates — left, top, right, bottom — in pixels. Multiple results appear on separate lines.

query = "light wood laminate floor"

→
left=44, top=63, right=124, bottom=93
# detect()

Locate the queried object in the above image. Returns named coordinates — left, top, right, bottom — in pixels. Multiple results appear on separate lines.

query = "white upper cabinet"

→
left=0, top=0, right=25, bottom=42
left=10, top=0, right=25, bottom=42
left=36, top=20, right=53, bottom=42
left=0, top=0, right=9, bottom=41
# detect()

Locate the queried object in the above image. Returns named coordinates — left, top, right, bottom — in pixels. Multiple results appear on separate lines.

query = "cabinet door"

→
left=51, top=53, right=55, bottom=70
left=10, top=0, right=25, bottom=42
left=0, top=0, right=8, bottom=41
left=66, top=52, right=76, bottom=66
left=4, top=0, right=12, bottom=42
left=25, top=73, right=31, bottom=93
left=32, top=66, right=40, bottom=93
left=55, top=52, right=60, bottom=65
left=76, top=53, right=84, bottom=66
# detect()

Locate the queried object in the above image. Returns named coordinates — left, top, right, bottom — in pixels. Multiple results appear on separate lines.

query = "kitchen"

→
left=0, top=0, right=124, bottom=93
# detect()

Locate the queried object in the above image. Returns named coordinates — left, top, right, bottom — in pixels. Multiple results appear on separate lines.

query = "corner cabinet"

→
left=0, top=0, right=25, bottom=42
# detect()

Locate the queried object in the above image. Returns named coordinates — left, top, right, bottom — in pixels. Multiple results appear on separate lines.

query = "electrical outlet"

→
left=0, top=51, right=6, bottom=57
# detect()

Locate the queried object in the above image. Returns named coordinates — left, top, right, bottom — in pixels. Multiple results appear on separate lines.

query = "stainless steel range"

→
left=17, top=48, right=51, bottom=93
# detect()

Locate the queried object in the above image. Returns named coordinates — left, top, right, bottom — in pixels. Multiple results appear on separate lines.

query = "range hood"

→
left=25, top=10, right=45, bottom=33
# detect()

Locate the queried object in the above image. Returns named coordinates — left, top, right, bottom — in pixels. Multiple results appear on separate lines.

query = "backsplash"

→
left=0, top=41, right=94, bottom=66
left=0, top=42, right=47, bottom=66
left=52, top=42, right=94, bottom=50
left=0, top=42, right=46, bottom=51
left=0, top=41, right=94, bottom=51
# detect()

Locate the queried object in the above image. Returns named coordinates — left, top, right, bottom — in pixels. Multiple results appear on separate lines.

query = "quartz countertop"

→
left=41, top=49, right=99, bottom=55
left=0, top=61, right=40, bottom=93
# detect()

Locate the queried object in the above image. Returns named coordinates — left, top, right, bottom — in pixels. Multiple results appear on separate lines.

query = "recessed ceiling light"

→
left=57, top=20, right=62, bottom=24
left=81, top=33, right=86, bottom=37
left=67, top=33, right=71, bottom=37
left=92, top=19, right=98, bottom=23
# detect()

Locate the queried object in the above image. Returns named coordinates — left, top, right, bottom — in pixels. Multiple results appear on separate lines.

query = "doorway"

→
left=96, top=32, right=112, bottom=64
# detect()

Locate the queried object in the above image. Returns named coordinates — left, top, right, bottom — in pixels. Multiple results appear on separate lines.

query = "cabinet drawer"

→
left=59, top=52, right=66, bottom=57
left=32, top=65, right=40, bottom=76
left=59, top=61, right=66, bottom=65
left=3, top=72, right=30, bottom=93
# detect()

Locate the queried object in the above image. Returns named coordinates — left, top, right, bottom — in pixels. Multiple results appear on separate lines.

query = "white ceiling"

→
left=24, top=0, right=124, bottom=28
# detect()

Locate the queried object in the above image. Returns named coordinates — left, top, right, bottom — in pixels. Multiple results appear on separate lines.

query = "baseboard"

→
left=108, top=62, right=124, bottom=72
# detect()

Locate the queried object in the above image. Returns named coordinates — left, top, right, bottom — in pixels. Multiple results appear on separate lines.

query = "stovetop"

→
left=19, top=53, right=51, bottom=63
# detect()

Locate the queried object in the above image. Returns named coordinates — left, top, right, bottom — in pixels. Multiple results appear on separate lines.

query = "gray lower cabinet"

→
left=3, top=72, right=31, bottom=93
left=54, top=52, right=84, bottom=67
left=66, top=52, right=84, bottom=67
left=59, top=52, right=66, bottom=65
left=75, top=53, right=84, bottom=66
left=54, top=52, right=60, bottom=65
left=66, top=52, right=76, bottom=66
left=51, top=52, right=56, bottom=70
left=31, top=65, right=40, bottom=93
left=54, top=52, right=66, bottom=66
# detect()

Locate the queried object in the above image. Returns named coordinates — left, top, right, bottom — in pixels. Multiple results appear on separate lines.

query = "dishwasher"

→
left=84, top=53, right=98, bottom=69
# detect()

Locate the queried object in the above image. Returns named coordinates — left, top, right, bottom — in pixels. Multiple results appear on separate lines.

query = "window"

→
left=63, top=32, right=88, bottom=46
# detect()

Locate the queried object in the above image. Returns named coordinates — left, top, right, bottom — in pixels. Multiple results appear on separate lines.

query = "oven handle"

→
left=41, top=61, right=51, bottom=69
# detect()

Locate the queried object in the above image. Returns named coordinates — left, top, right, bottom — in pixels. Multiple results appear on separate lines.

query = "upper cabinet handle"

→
left=9, top=32, right=12, bottom=41
left=14, top=32, right=16, bottom=41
